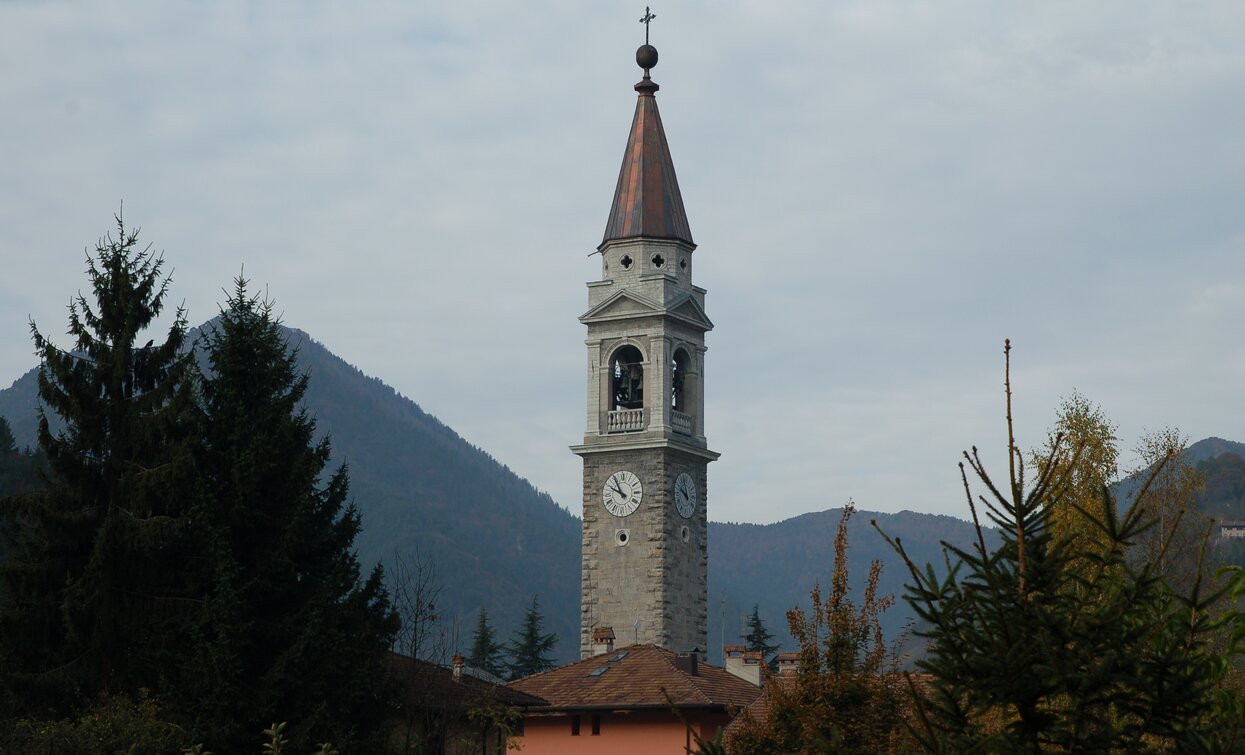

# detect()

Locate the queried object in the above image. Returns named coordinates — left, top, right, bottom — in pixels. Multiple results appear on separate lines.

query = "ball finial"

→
left=636, top=44, right=658, bottom=71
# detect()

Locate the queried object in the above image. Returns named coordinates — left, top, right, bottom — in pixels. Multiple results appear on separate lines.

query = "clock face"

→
left=674, top=472, right=697, bottom=518
left=603, top=470, right=643, bottom=517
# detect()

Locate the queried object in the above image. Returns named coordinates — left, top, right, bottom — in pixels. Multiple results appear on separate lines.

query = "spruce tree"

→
left=741, top=604, right=780, bottom=669
left=469, top=608, right=506, bottom=679
left=881, top=342, right=1241, bottom=752
left=0, top=416, right=44, bottom=499
left=179, top=278, right=397, bottom=752
left=506, top=596, right=557, bottom=680
left=0, top=417, right=15, bottom=456
left=0, top=215, right=199, bottom=715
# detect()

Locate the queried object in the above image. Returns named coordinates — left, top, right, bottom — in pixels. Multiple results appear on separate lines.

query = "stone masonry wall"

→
left=581, top=448, right=708, bottom=658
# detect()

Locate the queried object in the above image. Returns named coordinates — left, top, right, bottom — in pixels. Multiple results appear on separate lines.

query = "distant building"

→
left=1217, top=520, right=1245, bottom=539
left=508, top=643, right=760, bottom=754
left=385, top=652, right=546, bottom=754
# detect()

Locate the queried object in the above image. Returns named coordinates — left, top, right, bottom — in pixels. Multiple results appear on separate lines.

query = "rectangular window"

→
left=571, top=715, right=581, bottom=736
left=591, top=714, right=601, bottom=736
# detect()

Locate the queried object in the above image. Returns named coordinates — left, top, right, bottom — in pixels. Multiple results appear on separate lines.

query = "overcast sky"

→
left=2, top=1, right=1241, bottom=524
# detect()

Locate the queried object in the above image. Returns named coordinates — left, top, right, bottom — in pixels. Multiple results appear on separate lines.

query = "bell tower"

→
left=572, top=35, right=718, bottom=659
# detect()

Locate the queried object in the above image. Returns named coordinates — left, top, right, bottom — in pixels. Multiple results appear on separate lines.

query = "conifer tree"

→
left=506, top=596, right=557, bottom=680
left=0, top=215, right=199, bottom=715
left=0, top=416, right=15, bottom=456
left=178, top=278, right=397, bottom=752
left=741, top=604, right=780, bottom=670
left=882, top=342, right=1242, bottom=752
left=0, top=415, right=43, bottom=499
left=469, top=608, right=506, bottom=679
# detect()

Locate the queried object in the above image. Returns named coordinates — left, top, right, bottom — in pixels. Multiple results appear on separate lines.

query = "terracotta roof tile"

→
left=722, top=676, right=796, bottom=742
left=508, top=644, right=760, bottom=712
left=385, top=652, right=546, bottom=710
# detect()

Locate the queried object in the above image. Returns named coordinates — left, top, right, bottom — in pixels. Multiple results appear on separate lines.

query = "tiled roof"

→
left=601, top=74, right=694, bottom=247
left=722, top=676, right=795, bottom=741
left=508, top=644, right=761, bottom=712
left=385, top=652, right=547, bottom=710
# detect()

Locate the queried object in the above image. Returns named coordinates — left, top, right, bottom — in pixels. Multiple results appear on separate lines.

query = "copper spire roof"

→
left=601, top=47, right=693, bottom=247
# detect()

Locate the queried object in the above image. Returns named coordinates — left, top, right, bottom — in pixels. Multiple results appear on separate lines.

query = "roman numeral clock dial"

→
left=603, top=470, right=643, bottom=517
left=674, top=472, right=697, bottom=518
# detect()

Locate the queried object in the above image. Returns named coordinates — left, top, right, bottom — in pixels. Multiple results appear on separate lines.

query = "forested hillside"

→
left=0, top=324, right=584, bottom=664
left=6, top=334, right=1243, bottom=668
left=1114, top=437, right=1245, bottom=518
left=284, top=326, right=583, bottom=662
left=709, top=508, right=984, bottom=657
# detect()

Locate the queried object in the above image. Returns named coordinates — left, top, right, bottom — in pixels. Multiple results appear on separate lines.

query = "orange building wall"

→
left=516, top=710, right=734, bottom=755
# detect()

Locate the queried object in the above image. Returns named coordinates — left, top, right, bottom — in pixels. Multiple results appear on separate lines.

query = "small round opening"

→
left=620, top=254, right=633, bottom=269
left=616, top=529, right=630, bottom=546
left=651, top=253, right=665, bottom=268
left=679, top=257, right=687, bottom=270
left=680, top=525, right=690, bottom=543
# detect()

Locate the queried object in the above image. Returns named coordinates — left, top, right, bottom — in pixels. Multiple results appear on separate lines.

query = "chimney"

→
left=776, top=652, right=800, bottom=677
left=674, top=651, right=699, bottom=676
left=723, top=646, right=762, bottom=686
left=451, top=654, right=465, bottom=682
left=591, top=626, right=616, bottom=656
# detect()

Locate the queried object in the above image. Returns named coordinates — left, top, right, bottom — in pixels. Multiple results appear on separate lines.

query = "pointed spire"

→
left=602, top=43, right=693, bottom=247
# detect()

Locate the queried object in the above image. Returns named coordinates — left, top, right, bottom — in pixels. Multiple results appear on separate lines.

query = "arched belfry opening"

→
left=610, top=345, right=645, bottom=411
left=671, top=347, right=695, bottom=436
left=671, top=348, right=689, bottom=412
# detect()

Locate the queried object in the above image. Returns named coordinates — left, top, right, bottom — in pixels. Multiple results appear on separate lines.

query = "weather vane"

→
left=639, top=6, right=656, bottom=45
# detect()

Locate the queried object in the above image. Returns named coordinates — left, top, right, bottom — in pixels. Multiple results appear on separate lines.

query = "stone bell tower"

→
left=571, top=37, right=718, bottom=659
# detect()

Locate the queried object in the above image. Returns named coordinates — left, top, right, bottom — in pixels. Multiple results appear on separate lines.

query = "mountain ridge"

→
left=5, top=324, right=1242, bottom=663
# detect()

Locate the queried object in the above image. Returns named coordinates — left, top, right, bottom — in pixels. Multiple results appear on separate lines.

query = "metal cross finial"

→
left=639, top=6, right=656, bottom=45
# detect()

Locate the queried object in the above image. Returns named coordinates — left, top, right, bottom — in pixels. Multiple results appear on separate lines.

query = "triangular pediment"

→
left=579, top=290, right=663, bottom=323
left=580, top=289, right=713, bottom=331
left=667, top=292, right=714, bottom=330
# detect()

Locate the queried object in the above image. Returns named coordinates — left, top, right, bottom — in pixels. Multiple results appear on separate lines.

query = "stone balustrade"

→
left=605, top=408, right=646, bottom=433
left=671, top=410, right=694, bottom=436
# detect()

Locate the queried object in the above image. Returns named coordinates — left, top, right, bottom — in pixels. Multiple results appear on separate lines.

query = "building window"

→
left=591, top=714, right=601, bottom=736
left=571, top=714, right=581, bottom=736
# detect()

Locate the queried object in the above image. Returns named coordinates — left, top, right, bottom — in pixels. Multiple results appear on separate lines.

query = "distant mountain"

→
left=0, top=329, right=989, bottom=664
left=0, top=369, right=41, bottom=455
left=13, top=326, right=1234, bottom=666
left=0, top=324, right=583, bottom=663
left=1114, top=437, right=1245, bottom=516
left=708, top=508, right=984, bottom=659
left=1197, top=452, right=1245, bottom=521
